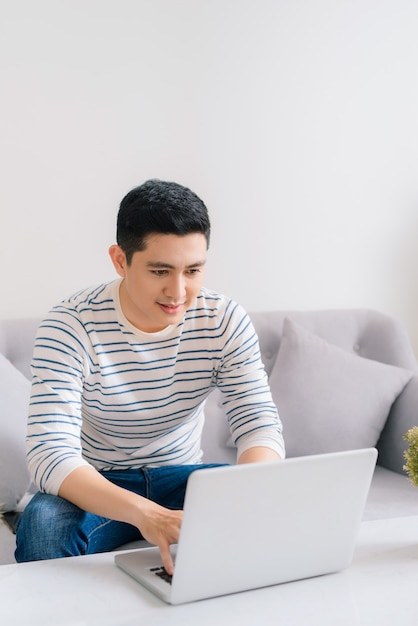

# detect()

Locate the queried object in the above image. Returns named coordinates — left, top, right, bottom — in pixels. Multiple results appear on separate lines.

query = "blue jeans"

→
left=15, top=464, right=223, bottom=563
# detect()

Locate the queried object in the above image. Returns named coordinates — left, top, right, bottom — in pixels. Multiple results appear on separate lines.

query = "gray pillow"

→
left=269, top=318, right=413, bottom=458
left=0, top=354, right=31, bottom=512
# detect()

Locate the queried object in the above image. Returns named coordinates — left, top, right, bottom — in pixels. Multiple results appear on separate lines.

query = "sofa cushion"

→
left=0, top=354, right=31, bottom=513
left=269, top=318, right=413, bottom=458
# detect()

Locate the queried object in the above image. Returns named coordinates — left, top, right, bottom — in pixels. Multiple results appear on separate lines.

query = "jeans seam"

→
left=85, top=517, right=115, bottom=545
left=141, top=467, right=151, bottom=500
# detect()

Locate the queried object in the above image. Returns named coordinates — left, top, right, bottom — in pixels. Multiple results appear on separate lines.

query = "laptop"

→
left=115, top=448, right=377, bottom=604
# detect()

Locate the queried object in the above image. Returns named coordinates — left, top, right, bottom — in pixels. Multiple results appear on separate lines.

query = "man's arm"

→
left=30, top=312, right=181, bottom=575
left=238, top=446, right=282, bottom=464
left=58, top=466, right=181, bottom=575
left=215, top=304, right=285, bottom=462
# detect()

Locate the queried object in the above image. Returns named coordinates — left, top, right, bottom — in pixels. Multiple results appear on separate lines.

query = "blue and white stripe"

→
left=27, top=280, right=284, bottom=494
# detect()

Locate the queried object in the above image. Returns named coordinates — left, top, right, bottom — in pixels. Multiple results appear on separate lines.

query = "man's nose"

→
left=165, top=274, right=186, bottom=300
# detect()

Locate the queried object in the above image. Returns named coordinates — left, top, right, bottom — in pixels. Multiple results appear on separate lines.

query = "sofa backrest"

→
left=250, top=309, right=418, bottom=374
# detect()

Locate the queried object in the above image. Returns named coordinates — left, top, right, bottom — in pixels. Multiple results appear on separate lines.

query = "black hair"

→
left=117, top=179, right=211, bottom=264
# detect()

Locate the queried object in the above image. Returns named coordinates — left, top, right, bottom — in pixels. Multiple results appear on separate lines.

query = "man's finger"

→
left=159, top=542, right=174, bottom=576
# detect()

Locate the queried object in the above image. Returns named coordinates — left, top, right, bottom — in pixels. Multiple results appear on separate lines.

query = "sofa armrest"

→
left=377, top=376, right=418, bottom=474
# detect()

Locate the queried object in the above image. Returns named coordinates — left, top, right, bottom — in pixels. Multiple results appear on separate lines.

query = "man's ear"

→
left=109, top=245, right=127, bottom=277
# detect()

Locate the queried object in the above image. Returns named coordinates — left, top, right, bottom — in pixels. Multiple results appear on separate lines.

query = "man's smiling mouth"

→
left=157, top=302, right=185, bottom=314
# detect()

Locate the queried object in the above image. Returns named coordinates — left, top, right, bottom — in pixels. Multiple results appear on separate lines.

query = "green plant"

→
left=403, top=426, right=418, bottom=487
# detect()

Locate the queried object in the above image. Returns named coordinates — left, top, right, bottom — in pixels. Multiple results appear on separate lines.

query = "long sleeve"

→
left=27, top=310, right=93, bottom=494
left=214, top=301, right=285, bottom=460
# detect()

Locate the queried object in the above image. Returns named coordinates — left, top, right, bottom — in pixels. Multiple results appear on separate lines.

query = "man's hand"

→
left=135, top=499, right=182, bottom=575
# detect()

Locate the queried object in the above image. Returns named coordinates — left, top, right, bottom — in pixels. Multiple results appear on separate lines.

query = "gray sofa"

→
left=1, top=310, right=418, bottom=565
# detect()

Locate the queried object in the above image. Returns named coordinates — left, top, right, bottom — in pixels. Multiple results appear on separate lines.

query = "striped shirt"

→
left=27, top=280, right=284, bottom=494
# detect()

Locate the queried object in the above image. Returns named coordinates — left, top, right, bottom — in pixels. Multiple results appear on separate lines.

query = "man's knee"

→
left=15, top=492, right=87, bottom=562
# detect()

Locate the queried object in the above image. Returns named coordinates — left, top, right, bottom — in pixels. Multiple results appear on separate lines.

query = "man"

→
left=16, top=179, right=285, bottom=574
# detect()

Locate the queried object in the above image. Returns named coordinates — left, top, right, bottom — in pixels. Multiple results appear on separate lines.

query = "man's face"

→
left=109, top=232, right=207, bottom=332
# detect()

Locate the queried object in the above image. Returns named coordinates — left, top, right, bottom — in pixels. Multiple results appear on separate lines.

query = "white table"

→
left=1, top=516, right=417, bottom=626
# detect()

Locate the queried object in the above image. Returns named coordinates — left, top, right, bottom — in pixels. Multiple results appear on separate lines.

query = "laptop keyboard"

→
left=150, top=566, right=173, bottom=585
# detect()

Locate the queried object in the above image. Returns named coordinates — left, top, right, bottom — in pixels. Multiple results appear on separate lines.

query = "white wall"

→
left=1, top=0, right=418, bottom=352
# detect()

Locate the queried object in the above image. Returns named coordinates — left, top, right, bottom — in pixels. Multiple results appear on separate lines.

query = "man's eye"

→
left=152, top=270, right=168, bottom=276
left=187, top=269, right=200, bottom=276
